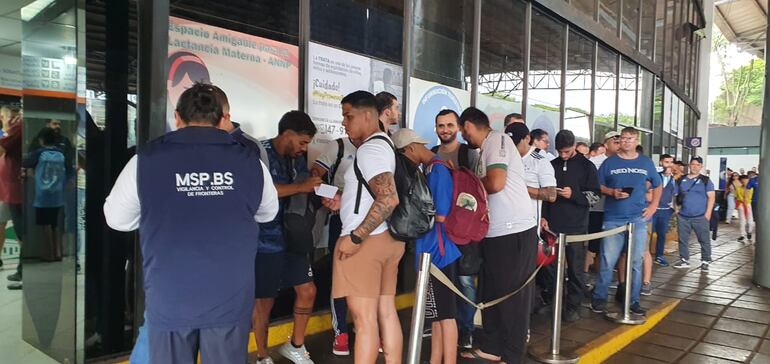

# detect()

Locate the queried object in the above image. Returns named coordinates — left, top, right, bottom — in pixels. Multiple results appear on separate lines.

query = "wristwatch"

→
left=350, top=231, right=363, bottom=245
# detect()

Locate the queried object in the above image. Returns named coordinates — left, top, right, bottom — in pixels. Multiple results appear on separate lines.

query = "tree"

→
left=711, top=31, right=765, bottom=126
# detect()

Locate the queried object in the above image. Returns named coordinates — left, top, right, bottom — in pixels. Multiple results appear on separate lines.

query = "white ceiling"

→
left=714, top=0, right=768, bottom=57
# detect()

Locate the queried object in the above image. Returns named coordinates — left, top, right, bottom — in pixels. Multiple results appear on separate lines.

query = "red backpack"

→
left=430, top=160, right=489, bottom=245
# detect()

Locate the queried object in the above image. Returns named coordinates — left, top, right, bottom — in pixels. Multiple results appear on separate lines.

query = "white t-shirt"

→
left=340, top=132, right=396, bottom=236
left=476, top=130, right=537, bottom=237
left=523, top=147, right=557, bottom=218
left=314, top=138, right=357, bottom=190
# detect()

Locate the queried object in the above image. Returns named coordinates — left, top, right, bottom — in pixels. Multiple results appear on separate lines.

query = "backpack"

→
left=37, top=149, right=66, bottom=196
left=430, top=144, right=472, bottom=169
left=258, top=142, right=319, bottom=254
left=354, top=135, right=435, bottom=242
left=327, top=138, right=345, bottom=185
left=429, top=159, right=489, bottom=245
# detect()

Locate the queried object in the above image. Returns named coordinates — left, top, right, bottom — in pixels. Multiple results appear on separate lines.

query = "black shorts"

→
left=254, top=251, right=314, bottom=299
left=588, top=211, right=604, bottom=253
left=425, top=262, right=458, bottom=322
left=36, top=207, right=60, bottom=227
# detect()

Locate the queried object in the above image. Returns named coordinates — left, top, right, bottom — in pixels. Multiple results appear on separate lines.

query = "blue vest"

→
left=137, top=127, right=263, bottom=330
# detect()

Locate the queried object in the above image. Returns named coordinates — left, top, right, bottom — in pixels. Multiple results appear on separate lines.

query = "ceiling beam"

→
left=714, top=5, right=739, bottom=40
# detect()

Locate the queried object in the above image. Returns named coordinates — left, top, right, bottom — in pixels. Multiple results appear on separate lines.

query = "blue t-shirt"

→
left=415, top=159, right=461, bottom=269
left=678, top=175, right=715, bottom=217
left=659, top=174, right=679, bottom=209
left=598, top=154, right=661, bottom=221
left=258, top=139, right=309, bottom=253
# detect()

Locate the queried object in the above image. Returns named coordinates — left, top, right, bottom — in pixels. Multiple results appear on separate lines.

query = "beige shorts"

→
left=332, top=231, right=405, bottom=298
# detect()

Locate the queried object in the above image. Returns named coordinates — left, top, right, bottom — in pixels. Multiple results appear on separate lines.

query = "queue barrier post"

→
left=529, top=233, right=579, bottom=364
left=406, top=252, right=432, bottom=364
left=605, top=222, right=646, bottom=325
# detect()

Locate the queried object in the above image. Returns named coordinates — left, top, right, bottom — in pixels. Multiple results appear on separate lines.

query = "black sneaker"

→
left=700, top=261, right=710, bottom=271
left=615, top=284, right=625, bottom=304
left=562, top=309, right=581, bottom=322
left=7, top=272, right=21, bottom=282
left=7, top=282, right=21, bottom=290
left=591, top=301, right=607, bottom=313
left=748, top=234, right=753, bottom=241
left=630, top=303, right=646, bottom=316
left=458, top=333, right=472, bottom=349
left=0, top=258, right=3, bottom=268
left=738, top=236, right=746, bottom=242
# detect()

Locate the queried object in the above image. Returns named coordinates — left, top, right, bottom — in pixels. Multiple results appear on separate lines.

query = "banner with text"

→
left=167, top=16, right=299, bottom=139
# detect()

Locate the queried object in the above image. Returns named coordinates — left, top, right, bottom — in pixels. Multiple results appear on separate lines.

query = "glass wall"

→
left=413, top=0, right=473, bottom=89
left=594, top=45, right=618, bottom=141
left=640, top=0, right=656, bottom=57
left=565, top=30, right=594, bottom=143
left=527, top=9, right=564, bottom=138
left=618, top=57, right=637, bottom=127
left=599, top=0, right=620, bottom=36
left=621, top=0, right=639, bottom=49
left=478, top=0, right=527, bottom=120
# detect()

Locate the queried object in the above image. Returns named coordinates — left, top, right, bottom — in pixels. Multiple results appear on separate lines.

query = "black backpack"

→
left=354, top=135, right=435, bottom=242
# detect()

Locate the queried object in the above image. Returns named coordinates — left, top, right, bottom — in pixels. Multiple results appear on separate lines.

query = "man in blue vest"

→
left=104, top=82, right=278, bottom=363
left=253, top=111, right=322, bottom=364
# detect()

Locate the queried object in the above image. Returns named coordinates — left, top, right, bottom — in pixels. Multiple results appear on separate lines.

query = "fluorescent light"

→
left=64, top=55, right=76, bottom=65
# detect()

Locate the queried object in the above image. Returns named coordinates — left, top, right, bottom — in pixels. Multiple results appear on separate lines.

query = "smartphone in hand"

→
left=621, top=187, right=634, bottom=194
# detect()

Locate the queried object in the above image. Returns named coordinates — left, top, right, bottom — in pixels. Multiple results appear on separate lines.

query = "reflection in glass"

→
left=564, top=30, right=594, bottom=143
left=621, top=0, right=639, bottom=49
left=663, top=0, right=674, bottom=77
left=640, top=0, right=656, bottom=57
left=654, top=0, right=665, bottom=66
left=618, top=58, right=637, bottom=127
left=311, top=0, right=402, bottom=64
left=572, top=0, right=597, bottom=19
left=638, top=68, right=654, bottom=130
left=594, top=45, right=617, bottom=141
left=413, top=0, right=473, bottom=88
left=18, top=0, right=80, bottom=362
left=527, top=8, right=564, bottom=147
left=599, top=0, right=619, bottom=35
left=478, top=0, right=527, bottom=126
left=652, top=78, right=663, bottom=154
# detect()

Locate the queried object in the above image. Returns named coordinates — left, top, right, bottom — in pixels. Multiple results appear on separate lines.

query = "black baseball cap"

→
left=505, top=122, right=530, bottom=145
left=690, top=156, right=703, bottom=164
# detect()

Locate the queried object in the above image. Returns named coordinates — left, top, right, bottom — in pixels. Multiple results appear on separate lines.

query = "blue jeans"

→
left=677, top=215, right=712, bottom=262
left=592, top=217, right=648, bottom=306
left=651, top=209, right=673, bottom=258
left=456, top=274, right=477, bottom=335
left=129, top=315, right=149, bottom=364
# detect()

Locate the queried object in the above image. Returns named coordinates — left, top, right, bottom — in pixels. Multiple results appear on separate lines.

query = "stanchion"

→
left=529, top=233, right=579, bottom=364
left=406, top=253, right=431, bottom=364
left=606, top=222, right=646, bottom=325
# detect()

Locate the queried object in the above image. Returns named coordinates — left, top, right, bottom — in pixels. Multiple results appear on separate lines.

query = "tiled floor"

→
left=0, top=260, right=58, bottom=364
left=247, top=228, right=747, bottom=364
left=608, top=223, right=770, bottom=364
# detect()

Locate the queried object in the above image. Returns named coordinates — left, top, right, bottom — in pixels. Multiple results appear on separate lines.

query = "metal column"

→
left=753, top=10, right=770, bottom=288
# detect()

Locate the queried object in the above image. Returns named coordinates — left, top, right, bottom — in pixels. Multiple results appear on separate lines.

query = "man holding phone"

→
left=542, top=130, right=599, bottom=322
left=591, top=127, right=662, bottom=316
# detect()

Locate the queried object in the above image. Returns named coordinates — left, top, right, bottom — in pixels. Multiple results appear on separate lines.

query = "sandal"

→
left=459, top=349, right=502, bottom=362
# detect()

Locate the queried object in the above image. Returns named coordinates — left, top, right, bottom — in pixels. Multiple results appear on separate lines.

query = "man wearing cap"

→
left=393, top=128, right=462, bottom=364
left=672, top=156, right=715, bottom=271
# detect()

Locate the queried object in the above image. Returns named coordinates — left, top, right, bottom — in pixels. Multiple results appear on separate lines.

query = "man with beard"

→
left=430, top=109, right=479, bottom=348
left=375, top=92, right=401, bottom=135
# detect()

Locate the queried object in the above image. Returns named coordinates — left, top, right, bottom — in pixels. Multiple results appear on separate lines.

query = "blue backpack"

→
left=35, top=149, right=66, bottom=207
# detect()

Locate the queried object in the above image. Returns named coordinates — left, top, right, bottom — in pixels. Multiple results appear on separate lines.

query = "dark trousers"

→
left=564, top=242, right=587, bottom=311
left=328, top=214, right=348, bottom=335
left=148, top=325, right=249, bottom=364
left=651, top=209, right=673, bottom=258
left=478, top=227, right=537, bottom=364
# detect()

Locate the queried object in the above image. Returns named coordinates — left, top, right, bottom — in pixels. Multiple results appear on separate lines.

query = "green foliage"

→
left=711, top=31, right=765, bottom=126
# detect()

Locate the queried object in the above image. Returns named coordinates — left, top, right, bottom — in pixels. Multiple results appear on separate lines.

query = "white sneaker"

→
left=255, top=356, right=275, bottom=364
left=278, top=341, right=314, bottom=364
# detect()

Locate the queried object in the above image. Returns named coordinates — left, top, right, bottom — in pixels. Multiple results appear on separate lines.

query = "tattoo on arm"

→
left=354, top=172, right=399, bottom=238
left=543, top=186, right=557, bottom=202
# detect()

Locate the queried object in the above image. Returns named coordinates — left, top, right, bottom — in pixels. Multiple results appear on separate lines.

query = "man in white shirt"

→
left=326, top=91, right=403, bottom=364
left=506, top=122, right=557, bottom=211
left=311, top=136, right=358, bottom=356
left=458, top=107, right=537, bottom=364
